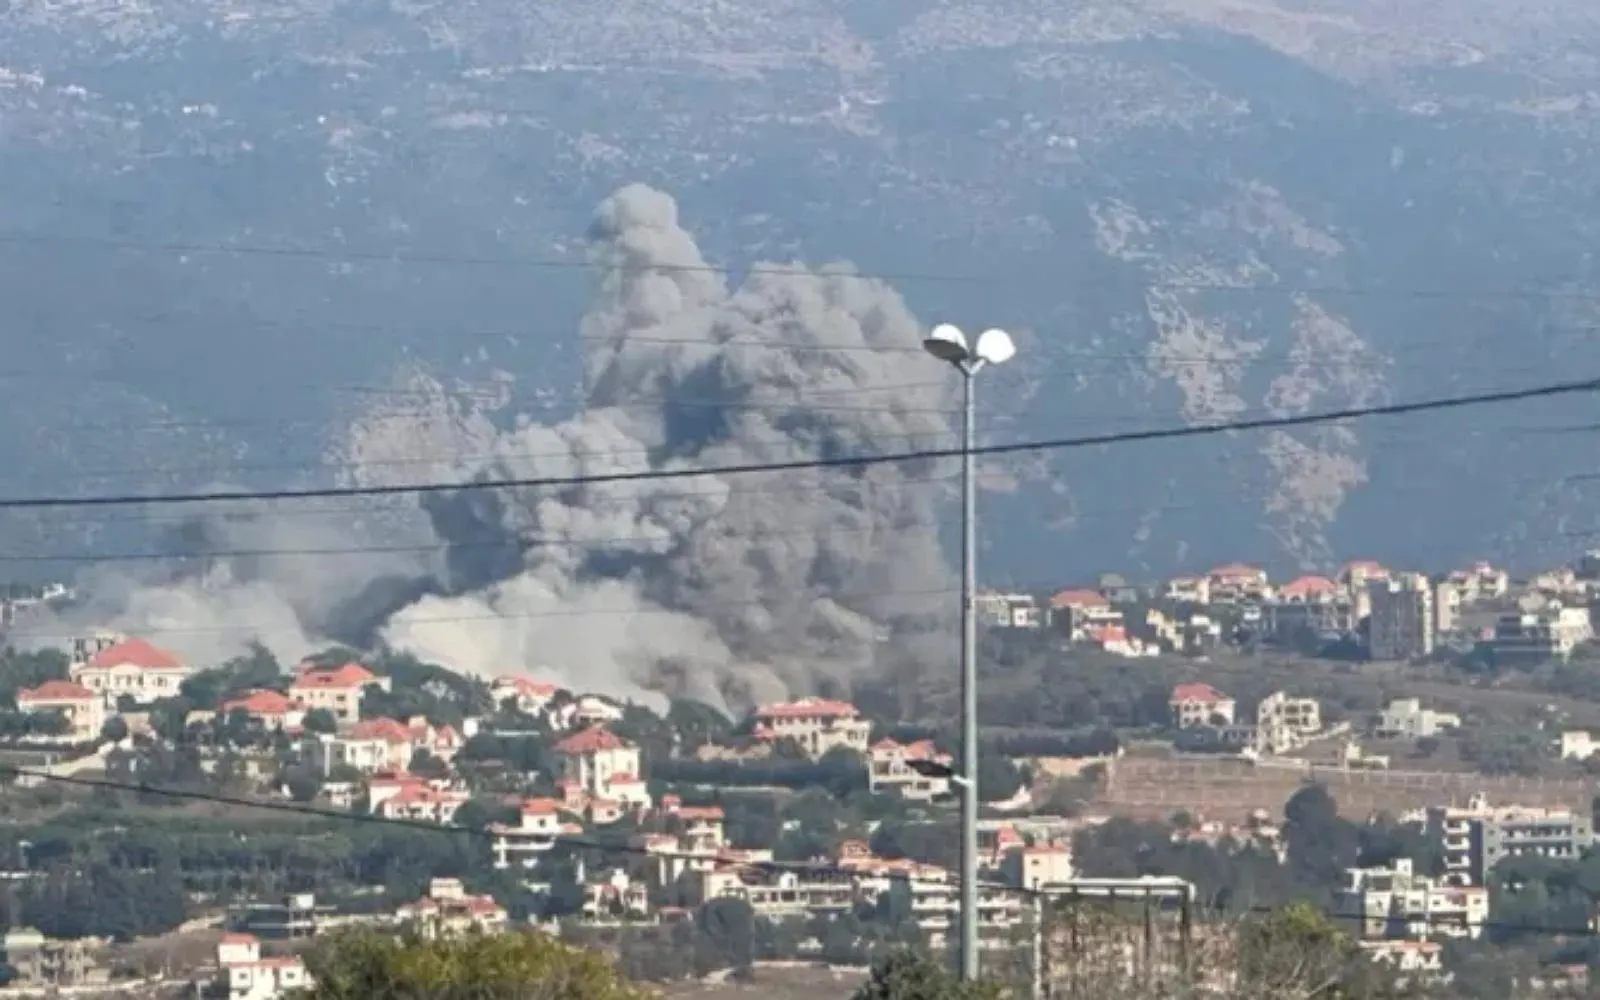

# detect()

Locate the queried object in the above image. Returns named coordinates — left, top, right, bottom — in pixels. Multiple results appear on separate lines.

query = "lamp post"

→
left=921, top=322, right=1017, bottom=982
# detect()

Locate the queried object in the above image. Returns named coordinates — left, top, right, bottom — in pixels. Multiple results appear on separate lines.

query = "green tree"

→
left=100, top=717, right=129, bottom=743
left=850, top=950, right=1001, bottom=1000
left=298, top=926, right=649, bottom=1000
left=303, top=708, right=339, bottom=735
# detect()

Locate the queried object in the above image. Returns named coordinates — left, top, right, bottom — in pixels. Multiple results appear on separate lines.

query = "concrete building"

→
left=1489, top=605, right=1594, bottom=665
left=490, top=797, right=574, bottom=869
left=554, top=726, right=650, bottom=808
left=868, top=738, right=953, bottom=801
left=975, top=592, right=1042, bottom=629
left=287, top=662, right=390, bottom=724
left=1428, top=794, right=1596, bottom=886
left=69, top=637, right=191, bottom=708
left=2, top=928, right=92, bottom=988
left=1001, top=845, right=1076, bottom=890
left=1336, top=858, right=1487, bottom=940
left=1169, top=682, right=1235, bottom=729
left=1376, top=699, right=1460, bottom=740
left=227, top=893, right=331, bottom=940
left=1253, top=691, right=1322, bottom=753
left=489, top=676, right=560, bottom=715
left=15, top=679, right=103, bottom=742
left=219, top=690, right=306, bottom=733
left=1368, top=573, right=1436, bottom=661
left=217, top=934, right=309, bottom=1000
left=395, top=879, right=508, bottom=939
left=751, top=698, right=871, bottom=759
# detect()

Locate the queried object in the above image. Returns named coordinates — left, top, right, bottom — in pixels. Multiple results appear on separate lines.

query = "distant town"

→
left=2, top=551, right=1600, bottom=997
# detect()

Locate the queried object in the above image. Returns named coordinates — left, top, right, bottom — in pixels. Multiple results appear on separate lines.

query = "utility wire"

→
left=0, top=765, right=1585, bottom=940
left=8, top=227, right=1600, bottom=304
left=0, top=374, right=1592, bottom=512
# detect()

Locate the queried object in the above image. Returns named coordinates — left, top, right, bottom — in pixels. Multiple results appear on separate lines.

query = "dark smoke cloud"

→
left=33, top=184, right=960, bottom=711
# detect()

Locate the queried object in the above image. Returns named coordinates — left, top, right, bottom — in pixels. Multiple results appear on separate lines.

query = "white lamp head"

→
left=974, top=327, right=1016, bottom=365
left=923, top=323, right=971, bottom=364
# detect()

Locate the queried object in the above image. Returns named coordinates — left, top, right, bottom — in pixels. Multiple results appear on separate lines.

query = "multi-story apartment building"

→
left=216, top=933, right=310, bottom=1000
left=886, top=865, right=1027, bottom=950
left=1169, top=683, right=1236, bottom=729
left=698, top=866, right=857, bottom=919
left=1428, top=794, right=1596, bottom=885
left=1489, top=604, right=1594, bottom=666
left=1205, top=563, right=1270, bottom=604
left=490, top=797, right=572, bottom=869
left=975, top=592, right=1043, bottom=629
left=751, top=698, right=871, bottom=759
left=1253, top=691, right=1322, bottom=754
left=1164, top=575, right=1211, bottom=605
left=1048, top=589, right=1123, bottom=638
left=554, top=726, right=651, bottom=808
left=1368, top=573, right=1436, bottom=661
left=868, top=738, right=953, bottom=801
left=1336, top=858, right=1488, bottom=940
left=69, top=637, right=191, bottom=708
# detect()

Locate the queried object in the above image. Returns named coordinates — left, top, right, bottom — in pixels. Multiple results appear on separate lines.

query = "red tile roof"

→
left=220, top=933, right=258, bottom=945
left=522, top=797, right=560, bottom=816
left=291, top=663, right=379, bottom=691
left=1049, top=588, right=1110, bottom=609
left=220, top=690, right=299, bottom=716
left=348, top=718, right=413, bottom=744
left=1171, top=682, right=1230, bottom=705
left=494, top=677, right=559, bottom=697
left=87, top=638, right=183, bottom=671
left=555, top=726, right=630, bottom=754
left=18, top=679, right=94, bottom=703
left=1280, top=575, right=1337, bottom=597
left=754, top=697, right=859, bottom=720
left=674, top=805, right=724, bottom=821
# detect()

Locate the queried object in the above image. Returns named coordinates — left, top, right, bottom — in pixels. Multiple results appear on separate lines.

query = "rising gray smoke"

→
left=37, top=184, right=960, bottom=710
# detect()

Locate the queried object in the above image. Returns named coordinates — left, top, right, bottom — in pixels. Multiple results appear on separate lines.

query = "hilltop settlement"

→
left=5, top=552, right=1600, bottom=996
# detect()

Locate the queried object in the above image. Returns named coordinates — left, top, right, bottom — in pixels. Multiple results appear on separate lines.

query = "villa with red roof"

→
left=555, top=726, right=650, bottom=810
left=1205, top=564, right=1270, bottom=603
left=396, top=878, right=508, bottom=940
left=1169, top=682, right=1237, bottom=729
left=16, top=679, right=102, bottom=742
left=1278, top=575, right=1339, bottom=604
left=288, top=662, right=390, bottom=724
left=490, top=797, right=582, bottom=869
left=489, top=676, right=561, bottom=715
left=220, top=690, right=306, bottom=733
left=69, top=637, right=190, bottom=708
left=751, top=697, right=871, bottom=759
left=305, top=715, right=463, bottom=775
left=868, top=737, right=953, bottom=802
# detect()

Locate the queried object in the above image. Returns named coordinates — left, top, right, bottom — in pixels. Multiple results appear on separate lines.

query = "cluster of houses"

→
left=982, top=552, right=1600, bottom=664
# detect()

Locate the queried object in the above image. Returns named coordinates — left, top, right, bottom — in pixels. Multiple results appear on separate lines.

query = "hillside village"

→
left=4, top=552, right=1600, bottom=995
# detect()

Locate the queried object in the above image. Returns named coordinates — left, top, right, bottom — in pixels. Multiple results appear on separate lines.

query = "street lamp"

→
left=921, top=322, right=1016, bottom=982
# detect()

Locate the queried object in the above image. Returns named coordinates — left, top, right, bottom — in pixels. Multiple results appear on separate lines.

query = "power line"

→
left=0, top=765, right=1584, bottom=940
left=8, top=227, right=1600, bottom=305
left=0, top=373, right=1590, bottom=512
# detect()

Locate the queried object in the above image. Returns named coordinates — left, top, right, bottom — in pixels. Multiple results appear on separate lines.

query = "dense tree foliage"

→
left=300, top=926, right=650, bottom=1000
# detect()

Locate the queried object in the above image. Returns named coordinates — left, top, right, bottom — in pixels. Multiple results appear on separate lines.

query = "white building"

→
left=1337, top=858, right=1487, bottom=940
left=751, top=698, right=871, bottom=759
left=69, top=638, right=191, bottom=708
left=975, top=592, right=1042, bottom=629
left=1376, top=699, right=1459, bottom=740
left=489, top=677, right=560, bottom=715
left=216, top=934, right=310, bottom=1000
left=287, top=662, right=390, bottom=724
left=490, top=797, right=574, bottom=869
left=15, top=680, right=103, bottom=742
left=868, top=738, right=952, bottom=801
left=554, top=726, right=650, bottom=809
left=1169, top=683, right=1236, bottom=729
left=395, top=879, right=508, bottom=939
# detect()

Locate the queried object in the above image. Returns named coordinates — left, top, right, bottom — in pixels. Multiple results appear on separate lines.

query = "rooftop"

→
left=86, top=637, right=183, bottom=671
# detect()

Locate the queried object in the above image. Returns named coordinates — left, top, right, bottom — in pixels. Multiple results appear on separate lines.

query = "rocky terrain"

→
left=3, top=0, right=1600, bottom=582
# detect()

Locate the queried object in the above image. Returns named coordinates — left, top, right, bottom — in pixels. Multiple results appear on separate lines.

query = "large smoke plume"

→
left=36, top=184, right=961, bottom=710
